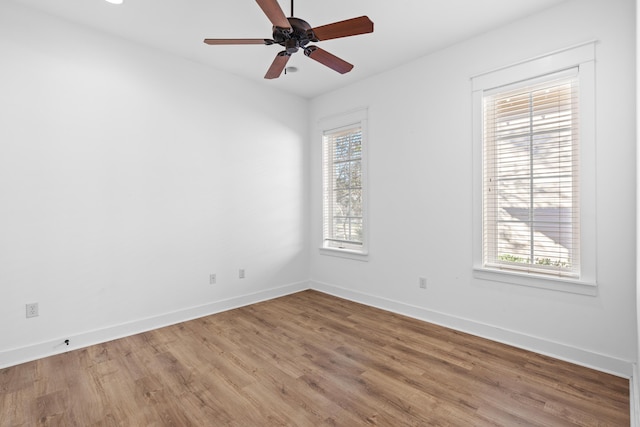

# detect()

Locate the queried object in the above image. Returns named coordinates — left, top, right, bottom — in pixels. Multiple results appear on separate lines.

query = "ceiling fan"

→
left=204, top=0, right=374, bottom=79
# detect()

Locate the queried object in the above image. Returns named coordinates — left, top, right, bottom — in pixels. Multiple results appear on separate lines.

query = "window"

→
left=320, top=109, right=368, bottom=258
left=472, top=43, right=596, bottom=294
left=483, top=72, right=579, bottom=277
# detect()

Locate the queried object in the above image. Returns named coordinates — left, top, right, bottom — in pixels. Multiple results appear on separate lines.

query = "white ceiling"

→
left=12, top=0, right=569, bottom=98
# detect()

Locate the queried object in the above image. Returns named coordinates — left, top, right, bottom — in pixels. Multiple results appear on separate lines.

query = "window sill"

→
left=319, top=247, right=369, bottom=262
left=473, top=267, right=597, bottom=296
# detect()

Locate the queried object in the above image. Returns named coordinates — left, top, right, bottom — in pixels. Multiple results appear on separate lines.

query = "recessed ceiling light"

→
left=105, top=0, right=123, bottom=4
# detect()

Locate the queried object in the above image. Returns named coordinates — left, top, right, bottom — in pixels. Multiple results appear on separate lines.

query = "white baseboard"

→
left=632, top=364, right=640, bottom=427
left=2, top=279, right=634, bottom=383
left=310, top=280, right=634, bottom=379
left=0, top=281, right=309, bottom=369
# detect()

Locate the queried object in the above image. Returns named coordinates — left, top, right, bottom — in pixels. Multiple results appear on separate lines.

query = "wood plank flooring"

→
left=0, top=290, right=630, bottom=426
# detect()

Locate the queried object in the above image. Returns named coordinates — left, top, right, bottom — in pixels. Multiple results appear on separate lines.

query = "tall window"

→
left=322, top=125, right=364, bottom=252
left=483, top=72, right=579, bottom=278
left=472, top=42, right=596, bottom=294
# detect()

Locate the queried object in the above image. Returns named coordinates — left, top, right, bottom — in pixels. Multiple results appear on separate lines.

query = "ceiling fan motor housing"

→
left=273, top=17, right=317, bottom=55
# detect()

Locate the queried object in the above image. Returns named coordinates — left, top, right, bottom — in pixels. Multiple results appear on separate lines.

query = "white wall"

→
left=0, top=1, right=309, bottom=366
left=636, top=0, right=640, bottom=420
left=310, top=0, right=636, bottom=376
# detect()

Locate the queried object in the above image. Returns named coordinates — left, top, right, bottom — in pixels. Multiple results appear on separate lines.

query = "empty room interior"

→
left=0, top=0, right=638, bottom=425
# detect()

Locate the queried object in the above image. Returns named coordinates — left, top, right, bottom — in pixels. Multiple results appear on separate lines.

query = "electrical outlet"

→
left=419, top=277, right=427, bottom=289
left=209, top=273, right=216, bottom=285
left=26, top=303, right=39, bottom=318
left=239, top=269, right=245, bottom=279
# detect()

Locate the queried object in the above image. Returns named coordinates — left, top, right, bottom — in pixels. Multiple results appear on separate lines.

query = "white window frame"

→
left=472, top=42, right=597, bottom=295
left=319, top=109, right=369, bottom=261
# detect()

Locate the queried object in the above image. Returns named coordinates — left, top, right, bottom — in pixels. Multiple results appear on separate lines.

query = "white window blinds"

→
left=322, top=125, right=364, bottom=251
left=482, top=70, right=580, bottom=278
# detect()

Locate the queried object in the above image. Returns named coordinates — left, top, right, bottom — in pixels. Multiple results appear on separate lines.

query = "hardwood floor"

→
left=0, top=290, right=630, bottom=426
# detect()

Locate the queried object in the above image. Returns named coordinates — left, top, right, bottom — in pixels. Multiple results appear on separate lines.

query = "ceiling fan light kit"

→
left=203, top=0, right=374, bottom=80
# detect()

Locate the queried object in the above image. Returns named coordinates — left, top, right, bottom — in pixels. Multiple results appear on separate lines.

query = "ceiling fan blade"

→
left=311, top=16, right=373, bottom=41
left=255, top=0, right=291, bottom=30
left=304, top=46, right=353, bottom=74
left=265, top=52, right=290, bottom=79
left=204, top=38, right=270, bottom=45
